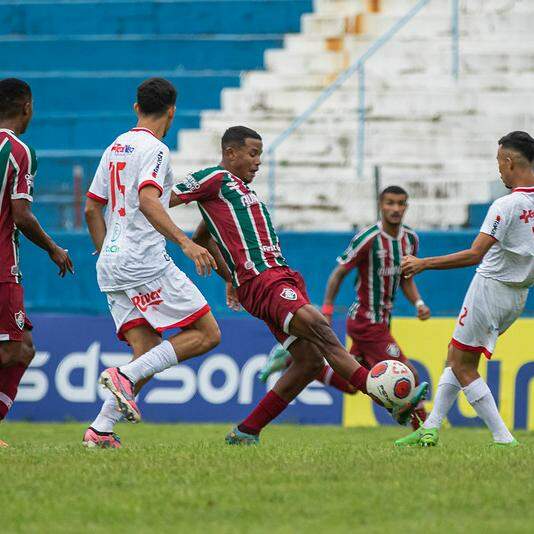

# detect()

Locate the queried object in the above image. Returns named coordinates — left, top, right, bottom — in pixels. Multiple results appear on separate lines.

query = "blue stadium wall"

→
left=12, top=230, right=534, bottom=429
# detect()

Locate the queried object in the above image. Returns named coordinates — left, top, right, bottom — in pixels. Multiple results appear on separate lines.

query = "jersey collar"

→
left=131, top=127, right=158, bottom=139
left=378, top=221, right=405, bottom=241
left=513, top=186, right=534, bottom=193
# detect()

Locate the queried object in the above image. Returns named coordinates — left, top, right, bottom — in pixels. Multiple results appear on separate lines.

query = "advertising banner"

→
left=343, top=318, right=534, bottom=430
left=12, top=314, right=343, bottom=425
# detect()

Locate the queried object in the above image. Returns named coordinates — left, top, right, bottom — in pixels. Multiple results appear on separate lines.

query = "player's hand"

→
left=181, top=240, right=217, bottom=276
left=323, top=313, right=333, bottom=326
left=417, top=304, right=431, bottom=321
left=401, top=255, right=426, bottom=278
left=226, top=282, right=241, bottom=311
left=49, top=245, right=74, bottom=277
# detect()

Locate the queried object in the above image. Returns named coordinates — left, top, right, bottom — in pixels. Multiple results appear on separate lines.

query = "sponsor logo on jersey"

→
left=280, top=288, right=297, bottom=301
left=261, top=244, right=281, bottom=254
left=378, top=266, right=401, bottom=277
left=10, top=265, right=19, bottom=277
left=244, top=260, right=255, bottom=270
left=131, top=288, right=163, bottom=312
left=104, top=245, right=120, bottom=253
left=110, top=223, right=121, bottom=243
left=14, top=310, right=25, bottom=330
left=181, top=174, right=200, bottom=191
left=386, top=343, right=400, bottom=358
left=376, top=250, right=388, bottom=259
left=25, top=173, right=34, bottom=190
left=240, top=192, right=259, bottom=208
left=519, top=209, right=534, bottom=224
left=490, top=215, right=501, bottom=236
left=152, top=151, right=164, bottom=178
left=111, top=143, right=135, bottom=154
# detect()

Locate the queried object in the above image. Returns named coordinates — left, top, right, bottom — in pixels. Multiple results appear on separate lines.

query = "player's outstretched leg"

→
left=100, top=313, right=220, bottom=424
left=287, top=305, right=428, bottom=424
left=226, top=339, right=324, bottom=445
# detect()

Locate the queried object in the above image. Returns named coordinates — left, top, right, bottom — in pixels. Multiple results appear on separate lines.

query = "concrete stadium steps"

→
left=0, top=0, right=311, bottom=36
left=2, top=35, right=282, bottom=71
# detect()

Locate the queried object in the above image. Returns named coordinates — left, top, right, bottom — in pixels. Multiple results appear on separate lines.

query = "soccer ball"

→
left=366, top=360, right=415, bottom=409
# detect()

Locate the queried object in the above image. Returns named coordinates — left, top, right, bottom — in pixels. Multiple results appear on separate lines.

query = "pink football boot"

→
left=99, top=367, right=141, bottom=423
left=82, top=427, right=121, bottom=449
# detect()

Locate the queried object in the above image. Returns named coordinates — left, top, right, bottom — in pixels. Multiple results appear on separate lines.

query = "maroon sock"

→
left=317, top=365, right=355, bottom=394
left=348, top=365, right=368, bottom=394
left=238, top=390, right=289, bottom=435
left=0, top=364, right=26, bottom=420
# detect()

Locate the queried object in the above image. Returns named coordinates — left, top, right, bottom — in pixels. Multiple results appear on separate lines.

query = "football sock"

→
left=119, top=340, right=177, bottom=384
left=348, top=365, right=368, bottom=394
left=463, top=377, right=514, bottom=443
left=91, top=390, right=123, bottom=433
left=0, top=363, right=27, bottom=420
left=317, top=365, right=355, bottom=394
left=423, top=367, right=461, bottom=429
left=238, top=390, right=288, bottom=435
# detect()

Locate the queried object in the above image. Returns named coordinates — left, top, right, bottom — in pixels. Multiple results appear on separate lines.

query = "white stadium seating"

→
left=170, top=0, right=530, bottom=230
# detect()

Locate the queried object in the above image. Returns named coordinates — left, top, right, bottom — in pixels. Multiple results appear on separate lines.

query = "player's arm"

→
left=84, top=197, right=107, bottom=253
left=402, top=232, right=496, bottom=277
left=11, top=199, right=74, bottom=277
left=322, top=264, right=351, bottom=324
left=400, top=276, right=430, bottom=320
left=192, top=220, right=241, bottom=311
left=169, top=190, right=182, bottom=208
left=139, top=185, right=217, bottom=276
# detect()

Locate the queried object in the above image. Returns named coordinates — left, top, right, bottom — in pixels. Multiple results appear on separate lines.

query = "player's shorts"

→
left=237, top=266, right=310, bottom=349
left=451, top=273, right=528, bottom=359
left=105, top=264, right=210, bottom=342
left=346, top=315, right=407, bottom=369
left=0, top=283, right=33, bottom=342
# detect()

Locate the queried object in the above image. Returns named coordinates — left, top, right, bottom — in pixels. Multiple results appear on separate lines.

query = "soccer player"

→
left=0, top=78, right=73, bottom=446
left=260, top=186, right=430, bottom=429
left=395, top=131, right=534, bottom=448
left=83, top=78, right=221, bottom=448
left=170, top=125, right=428, bottom=445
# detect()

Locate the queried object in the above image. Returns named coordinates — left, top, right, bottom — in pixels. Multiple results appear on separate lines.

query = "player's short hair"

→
left=0, top=78, right=32, bottom=119
left=379, top=185, right=408, bottom=201
left=221, top=126, right=262, bottom=150
left=136, top=78, right=177, bottom=116
left=498, top=131, right=534, bottom=163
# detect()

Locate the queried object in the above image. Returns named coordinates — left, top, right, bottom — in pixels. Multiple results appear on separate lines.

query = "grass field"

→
left=1, top=423, right=533, bottom=533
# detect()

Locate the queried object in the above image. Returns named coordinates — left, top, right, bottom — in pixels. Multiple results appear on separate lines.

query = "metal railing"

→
left=267, top=0, right=460, bottom=220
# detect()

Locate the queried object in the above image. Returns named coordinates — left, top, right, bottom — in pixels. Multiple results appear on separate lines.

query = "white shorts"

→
left=451, top=273, right=528, bottom=358
left=105, top=264, right=210, bottom=342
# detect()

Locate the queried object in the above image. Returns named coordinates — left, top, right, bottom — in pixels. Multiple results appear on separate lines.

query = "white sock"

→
left=423, top=367, right=461, bottom=429
left=463, top=377, right=514, bottom=443
left=119, top=340, right=177, bottom=384
left=91, top=391, right=123, bottom=433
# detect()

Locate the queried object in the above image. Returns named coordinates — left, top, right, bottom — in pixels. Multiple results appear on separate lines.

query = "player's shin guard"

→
left=423, top=367, right=461, bottom=430
left=0, top=363, right=27, bottom=420
left=238, top=390, right=288, bottom=435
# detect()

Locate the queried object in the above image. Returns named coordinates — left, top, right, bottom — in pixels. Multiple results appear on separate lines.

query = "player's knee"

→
left=20, top=339, right=36, bottom=366
left=202, top=323, right=221, bottom=351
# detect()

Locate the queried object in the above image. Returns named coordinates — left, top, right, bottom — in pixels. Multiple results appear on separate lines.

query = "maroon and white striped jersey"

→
left=173, top=166, right=287, bottom=287
left=0, top=129, right=36, bottom=284
left=337, top=222, right=419, bottom=324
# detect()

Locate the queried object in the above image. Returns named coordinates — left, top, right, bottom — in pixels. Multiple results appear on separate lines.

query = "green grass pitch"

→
left=1, top=423, right=533, bottom=533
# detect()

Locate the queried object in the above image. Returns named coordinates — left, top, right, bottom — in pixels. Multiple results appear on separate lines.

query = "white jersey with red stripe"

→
left=477, top=186, right=534, bottom=288
left=87, top=128, right=175, bottom=292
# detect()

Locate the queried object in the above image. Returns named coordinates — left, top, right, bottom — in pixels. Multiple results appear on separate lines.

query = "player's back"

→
left=87, top=127, right=174, bottom=292
left=477, top=187, right=534, bottom=288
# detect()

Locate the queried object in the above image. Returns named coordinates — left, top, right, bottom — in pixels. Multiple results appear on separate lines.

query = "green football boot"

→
left=419, top=427, right=439, bottom=447
left=258, top=344, right=291, bottom=383
left=391, top=382, right=429, bottom=426
left=394, top=426, right=427, bottom=447
left=491, top=438, right=519, bottom=449
left=225, top=427, right=259, bottom=446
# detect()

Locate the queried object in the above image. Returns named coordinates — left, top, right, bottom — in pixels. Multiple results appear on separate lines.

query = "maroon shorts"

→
left=237, top=267, right=310, bottom=348
left=346, top=316, right=407, bottom=369
left=0, top=283, right=33, bottom=342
